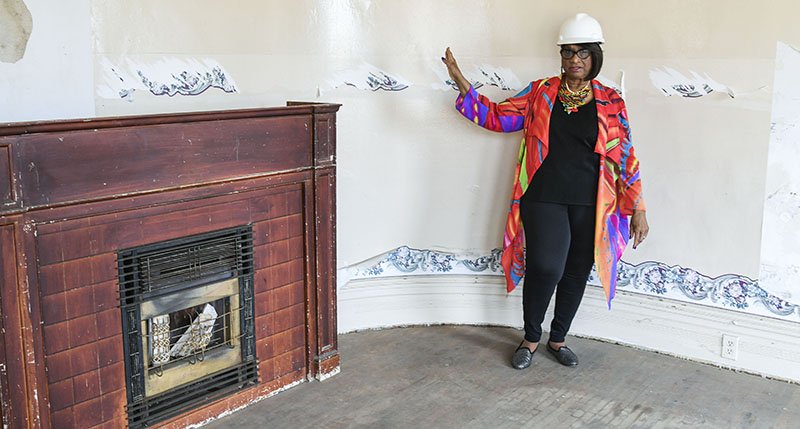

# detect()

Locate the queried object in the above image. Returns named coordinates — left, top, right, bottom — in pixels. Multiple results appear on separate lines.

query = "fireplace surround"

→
left=0, top=103, right=340, bottom=428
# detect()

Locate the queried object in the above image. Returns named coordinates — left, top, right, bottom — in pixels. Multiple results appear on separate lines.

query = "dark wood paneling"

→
left=0, top=145, right=15, bottom=207
left=99, top=363, right=125, bottom=396
left=47, top=378, right=73, bottom=412
left=38, top=253, right=117, bottom=297
left=255, top=299, right=307, bottom=336
left=254, top=259, right=306, bottom=293
left=313, top=167, right=338, bottom=371
left=0, top=223, right=31, bottom=428
left=0, top=105, right=332, bottom=137
left=16, top=116, right=312, bottom=208
left=18, top=218, right=52, bottom=429
left=98, top=388, right=126, bottom=426
left=256, top=325, right=306, bottom=363
left=313, top=113, right=336, bottom=168
left=252, top=213, right=304, bottom=247
left=318, top=354, right=341, bottom=378
left=268, top=280, right=306, bottom=312
left=254, top=260, right=305, bottom=318
left=28, top=170, right=310, bottom=227
left=36, top=184, right=304, bottom=266
left=303, top=106, right=339, bottom=379
left=253, top=236, right=305, bottom=270
left=50, top=408, right=75, bottom=429
left=256, top=325, right=307, bottom=384
left=0, top=224, right=16, bottom=427
left=72, top=396, right=102, bottom=428
left=302, top=179, right=319, bottom=377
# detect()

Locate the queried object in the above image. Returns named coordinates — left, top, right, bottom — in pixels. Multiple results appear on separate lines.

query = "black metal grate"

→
left=118, top=226, right=258, bottom=429
left=119, top=227, right=255, bottom=304
left=126, top=361, right=258, bottom=428
left=128, top=360, right=258, bottom=429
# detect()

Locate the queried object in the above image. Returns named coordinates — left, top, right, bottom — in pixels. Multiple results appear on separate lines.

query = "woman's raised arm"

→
left=443, top=47, right=533, bottom=133
left=442, top=47, right=471, bottom=96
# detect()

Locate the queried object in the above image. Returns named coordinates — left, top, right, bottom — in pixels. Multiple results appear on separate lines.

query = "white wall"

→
left=0, top=0, right=93, bottom=121
left=2, top=0, right=799, bottom=380
left=759, top=42, right=800, bottom=303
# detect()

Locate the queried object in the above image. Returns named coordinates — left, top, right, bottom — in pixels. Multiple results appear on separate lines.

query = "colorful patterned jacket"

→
left=455, top=76, right=646, bottom=307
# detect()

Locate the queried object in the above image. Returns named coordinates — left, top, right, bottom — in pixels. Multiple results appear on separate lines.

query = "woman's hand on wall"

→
left=442, top=47, right=470, bottom=96
left=630, top=210, right=649, bottom=249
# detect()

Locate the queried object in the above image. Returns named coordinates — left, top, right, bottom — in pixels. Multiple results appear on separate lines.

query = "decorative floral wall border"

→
left=138, top=66, right=236, bottom=97
left=357, top=71, right=409, bottom=91
left=431, top=62, right=522, bottom=92
left=339, top=246, right=799, bottom=321
left=328, top=63, right=410, bottom=92
left=648, top=67, right=734, bottom=98
left=98, top=57, right=238, bottom=102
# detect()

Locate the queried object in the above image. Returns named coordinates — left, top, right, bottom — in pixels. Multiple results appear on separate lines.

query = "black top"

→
left=526, top=97, right=600, bottom=206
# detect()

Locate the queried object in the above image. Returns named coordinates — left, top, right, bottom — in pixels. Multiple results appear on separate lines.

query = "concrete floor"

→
left=205, top=326, right=800, bottom=429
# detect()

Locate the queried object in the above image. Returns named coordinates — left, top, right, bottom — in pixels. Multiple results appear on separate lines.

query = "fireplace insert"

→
left=118, top=226, right=258, bottom=428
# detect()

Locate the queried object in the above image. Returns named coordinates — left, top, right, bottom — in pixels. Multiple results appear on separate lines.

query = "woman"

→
left=442, top=13, right=649, bottom=370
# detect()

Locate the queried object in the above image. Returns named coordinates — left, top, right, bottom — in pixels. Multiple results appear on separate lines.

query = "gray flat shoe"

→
left=547, top=344, right=578, bottom=367
left=511, top=342, right=536, bottom=370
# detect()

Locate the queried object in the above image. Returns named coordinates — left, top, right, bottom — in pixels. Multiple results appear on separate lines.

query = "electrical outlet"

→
left=721, top=334, right=739, bottom=360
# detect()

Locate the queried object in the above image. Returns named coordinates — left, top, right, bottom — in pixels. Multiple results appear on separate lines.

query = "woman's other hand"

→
left=442, top=47, right=470, bottom=96
left=630, top=210, right=649, bottom=249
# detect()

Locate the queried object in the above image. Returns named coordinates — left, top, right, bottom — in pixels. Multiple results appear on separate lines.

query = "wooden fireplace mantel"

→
left=0, top=102, right=340, bottom=428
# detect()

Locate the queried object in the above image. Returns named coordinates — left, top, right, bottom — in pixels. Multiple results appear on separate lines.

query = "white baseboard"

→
left=338, top=275, right=800, bottom=383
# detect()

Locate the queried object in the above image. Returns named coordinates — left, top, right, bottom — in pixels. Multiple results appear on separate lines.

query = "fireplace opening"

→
left=118, top=226, right=258, bottom=428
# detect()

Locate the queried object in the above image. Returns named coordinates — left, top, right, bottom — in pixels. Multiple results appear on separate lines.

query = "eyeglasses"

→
left=560, top=48, right=590, bottom=60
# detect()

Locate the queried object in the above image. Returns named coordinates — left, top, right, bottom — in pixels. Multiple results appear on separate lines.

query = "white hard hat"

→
left=557, top=13, right=605, bottom=45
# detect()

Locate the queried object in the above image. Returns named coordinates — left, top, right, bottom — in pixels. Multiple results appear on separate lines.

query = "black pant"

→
left=519, top=197, right=596, bottom=343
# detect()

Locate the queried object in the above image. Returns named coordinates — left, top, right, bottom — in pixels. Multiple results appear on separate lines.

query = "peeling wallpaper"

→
left=649, top=67, right=733, bottom=98
left=326, top=63, right=410, bottom=92
left=431, top=62, right=522, bottom=92
left=0, top=0, right=32, bottom=63
left=759, top=41, right=800, bottom=305
left=97, top=57, right=238, bottom=101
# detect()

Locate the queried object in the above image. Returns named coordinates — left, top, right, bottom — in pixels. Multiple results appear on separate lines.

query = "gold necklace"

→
left=558, top=78, right=591, bottom=114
